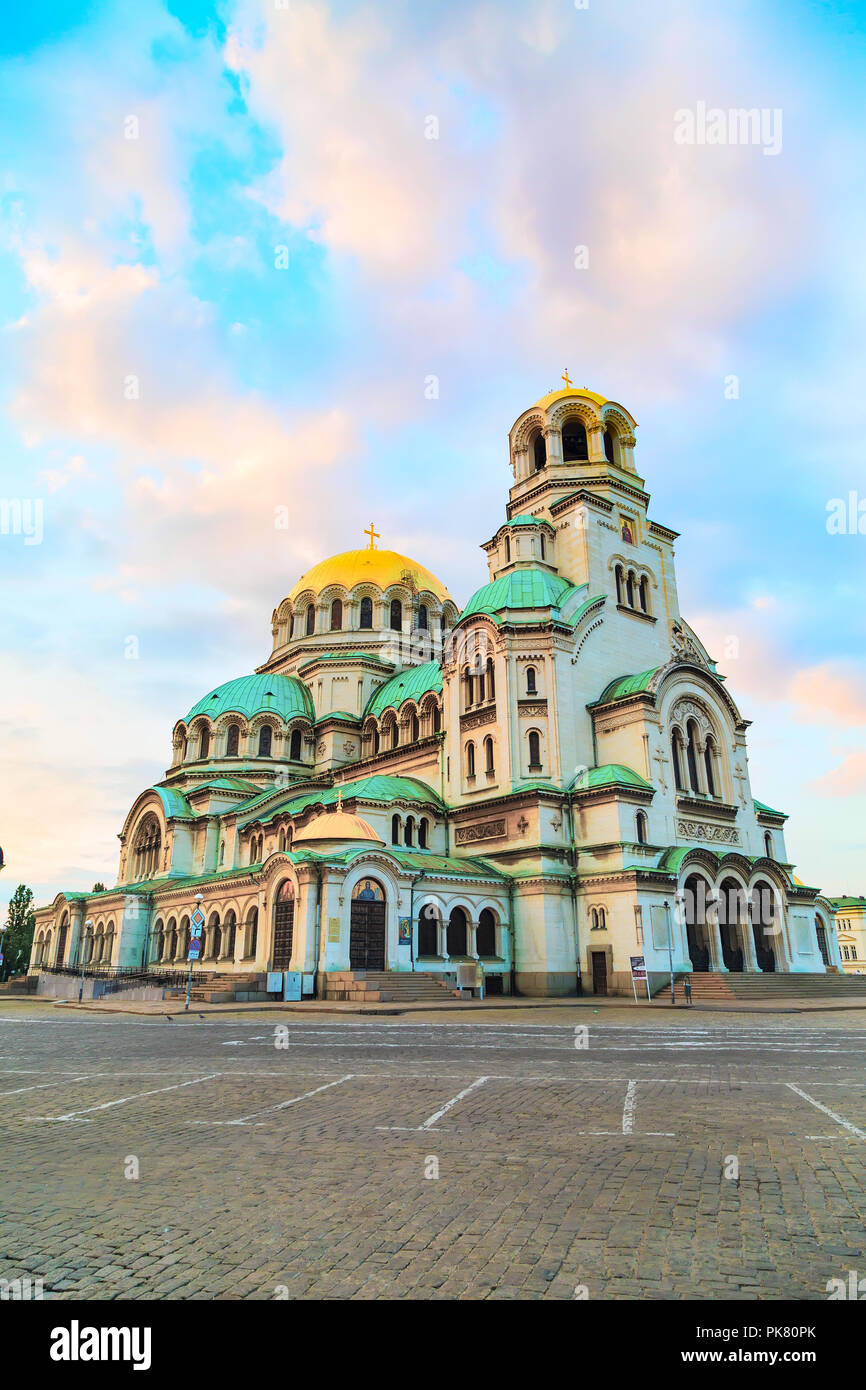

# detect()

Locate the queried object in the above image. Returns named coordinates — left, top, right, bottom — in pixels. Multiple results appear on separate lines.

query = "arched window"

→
left=290, top=728, right=302, bottom=760
left=639, top=576, right=649, bottom=613
left=505, top=535, right=511, bottom=563
left=615, top=565, right=624, bottom=604
left=672, top=732, right=684, bottom=791
left=533, top=432, right=546, bottom=470
left=636, top=811, right=647, bottom=845
left=226, top=724, right=240, bottom=756
left=463, top=666, right=473, bottom=711
left=486, top=657, right=495, bottom=701
left=466, top=742, right=476, bottom=778
left=360, top=596, right=373, bottom=629
left=626, top=571, right=635, bottom=607
left=258, top=725, right=273, bottom=757
left=433, top=704, right=441, bottom=734
left=528, top=730, right=541, bottom=770
left=404, top=816, right=415, bottom=847
left=246, top=907, right=258, bottom=959
left=133, top=815, right=162, bottom=880
left=289, top=614, right=295, bottom=639
left=199, top=726, right=210, bottom=759
left=418, top=904, right=439, bottom=957
left=526, top=666, right=537, bottom=695
left=392, top=814, right=401, bottom=845
left=278, top=827, right=286, bottom=852
left=477, top=666, right=485, bottom=703
left=305, top=604, right=315, bottom=635
left=591, top=908, right=598, bottom=930
left=447, top=906, right=468, bottom=956
left=603, top=427, right=615, bottom=463
left=477, top=909, right=496, bottom=958
left=410, top=711, right=420, bottom=742
left=417, top=604, right=428, bottom=631
left=418, top=817, right=428, bottom=849
left=562, top=418, right=588, bottom=461
left=330, top=598, right=343, bottom=630
left=540, top=533, right=546, bottom=560
left=390, top=599, right=402, bottom=631
left=484, top=736, right=495, bottom=774
left=704, top=738, right=717, bottom=797
left=764, top=831, right=773, bottom=859
left=599, top=908, right=606, bottom=929
left=686, top=720, right=700, bottom=793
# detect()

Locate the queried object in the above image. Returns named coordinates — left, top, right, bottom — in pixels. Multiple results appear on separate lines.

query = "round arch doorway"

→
left=350, top=878, right=386, bottom=971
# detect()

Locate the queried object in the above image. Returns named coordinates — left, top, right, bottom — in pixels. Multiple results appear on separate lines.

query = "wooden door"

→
left=591, top=950, right=608, bottom=996
left=272, top=900, right=294, bottom=970
left=350, top=901, right=386, bottom=971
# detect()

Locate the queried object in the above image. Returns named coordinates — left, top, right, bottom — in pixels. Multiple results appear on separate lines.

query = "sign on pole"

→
left=191, top=907, right=205, bottom=932
left=629, top=954, right=650, bottom=1002
left=188, top=937, right=202, bottom=961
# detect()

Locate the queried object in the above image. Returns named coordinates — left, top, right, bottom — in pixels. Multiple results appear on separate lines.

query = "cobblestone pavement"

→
left=1, top=1010, right=865, bottom=1300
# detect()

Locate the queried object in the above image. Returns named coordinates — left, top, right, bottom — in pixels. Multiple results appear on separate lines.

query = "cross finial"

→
left=336, top=787, right=343, bottom=813
left=364, top=522, right=380, bottom=550
left=561, top=369, right=573, bottom=390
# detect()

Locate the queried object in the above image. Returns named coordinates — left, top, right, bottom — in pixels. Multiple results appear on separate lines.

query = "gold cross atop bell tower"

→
left=561, top=369, right=573, bottom=390
left=364, top=522, right=380, bottom=550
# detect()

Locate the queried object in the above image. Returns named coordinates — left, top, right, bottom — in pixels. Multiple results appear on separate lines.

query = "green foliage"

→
left=2, top=884, right=36, bottom=980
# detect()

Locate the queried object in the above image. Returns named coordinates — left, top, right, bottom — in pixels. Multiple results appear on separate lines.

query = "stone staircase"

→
left=322, top=970, right=457, bottom=1004
left=669, top=971, right=866, bottom=1003
left=164, top=970, right=268, bottom=1004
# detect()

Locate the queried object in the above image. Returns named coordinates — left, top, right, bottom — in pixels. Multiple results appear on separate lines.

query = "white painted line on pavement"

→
left=786, top=1083, right=866, bottom=1141
left=622, top=1079, right=637, bottom=1133
left=0, top=1076, right=88, bottom=1097
left=28, top=1073, right=222, bottom=1122
left=188, top=1074, right=355, bottom=1127
left=377, top=1075, right=490, bottom=1132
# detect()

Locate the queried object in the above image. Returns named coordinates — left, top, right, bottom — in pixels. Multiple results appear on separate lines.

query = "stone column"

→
left=740, top=908, right=759, bottom=972
left=469, top=920, right=479, bottom=959
left=705, top=894, right=728, bottom=971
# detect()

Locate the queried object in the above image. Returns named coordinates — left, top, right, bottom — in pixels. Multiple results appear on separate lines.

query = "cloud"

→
left=810, top=751, right=866, bottom=798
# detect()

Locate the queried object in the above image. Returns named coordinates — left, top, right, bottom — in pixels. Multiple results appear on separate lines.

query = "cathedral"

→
left=30, top=384, right=842, bottom=997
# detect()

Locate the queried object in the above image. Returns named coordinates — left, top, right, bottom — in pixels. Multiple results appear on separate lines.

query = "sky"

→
left=1, top=0, right=865, bottom=911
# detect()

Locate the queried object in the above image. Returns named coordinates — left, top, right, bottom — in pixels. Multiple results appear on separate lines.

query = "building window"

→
left=404, top=816, right=415, bottom=847
left=686, top=720, right=700, bottom=793
left=615, top=565, right=624, bottom=605
left=764, top=831, right=773, bottom=859
left=463, top=666, right=473, bottom=711
left=526, top=666, right=537, bottom=695
left=540, top=532, right=546, bottom=560
left=466, top=742, right=476, bottom=778
left=290, top=728, right=302, bottom=760
left=418, top=817, right=428, bottom=849
left=199, top=726, right=210, bottom=759
left=305, top=604, right=315, bottom=635
left=639, top=576, right=649, bottom=613
left=704, top=738, right=717, bottom=797
left=258, top=725, right=273, bottom=757
left=672, top=732, right=684, bottom=791
left=390, top=599, right=402, bottom=631
left=562, top=418, right=588, bottom=461
left=533, top=432, right=546, bottom=470
left=392, top=814, right=401, bottom=845
left=226, top=724, right=240, bottom=756
left=330, top=598, right=343, bottom=630
left=360, top=596, right=373, bottom=629
left=636, top=811, right=647, bottom=845
left=528, top=730, right=541, bottom=770
left=486, top=657, right=495, bottom=701
left=477, top=909, right=496, bottom=957
left=484, top=736, right=494, bottom=775
left=417, top=604, right=428, bottom=631
left=604, top=428, right=615, bottom=463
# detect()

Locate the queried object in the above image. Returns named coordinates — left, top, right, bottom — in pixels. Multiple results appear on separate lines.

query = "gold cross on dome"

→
left=364, top=522, right=380, bottom=550
left=561, top=369, right=573, bottom=390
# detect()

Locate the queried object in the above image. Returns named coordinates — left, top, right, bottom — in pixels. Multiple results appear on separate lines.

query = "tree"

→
left=92, top=882, right=106, bottom=894
left=2, top=885, right=36, bottom=981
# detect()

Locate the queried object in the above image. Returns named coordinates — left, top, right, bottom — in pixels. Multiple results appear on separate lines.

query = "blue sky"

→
left=1, top=0, right=865, bottom=909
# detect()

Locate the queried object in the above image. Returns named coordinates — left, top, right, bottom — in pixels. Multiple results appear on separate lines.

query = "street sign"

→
left=191, top=908, right=205, bottom=931
left=630, top=955, right=647, bottom=980
left=188, top=936, right=202, bottom=961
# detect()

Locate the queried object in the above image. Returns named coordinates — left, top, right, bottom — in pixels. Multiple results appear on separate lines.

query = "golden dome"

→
left=293, top=809, right=383, bottom=845
left=533, top=386, right=611, bottom=410
left=288, top=548, right=452, bottom=604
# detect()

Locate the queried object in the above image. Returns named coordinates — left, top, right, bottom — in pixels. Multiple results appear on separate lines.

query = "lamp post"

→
left=185, top=893, right=204, bottom=1012
left=79, top=919, right=93, bottom=1003
left=0, top=920, right=7, bottom=982
left=664, top=899, right=676, bottom=1006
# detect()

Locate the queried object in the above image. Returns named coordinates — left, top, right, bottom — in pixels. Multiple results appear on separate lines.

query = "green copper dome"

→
left=458, top=568, right=579, bottom=625
left=185, top=673, right=314, bottom=724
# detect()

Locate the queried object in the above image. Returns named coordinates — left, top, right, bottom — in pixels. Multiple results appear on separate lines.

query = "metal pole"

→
left=79, top=919, right=93, bottom=1002
left=664, top=900, right=675, bottom=1006
left=185, top=893, right=204, bottom=1012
